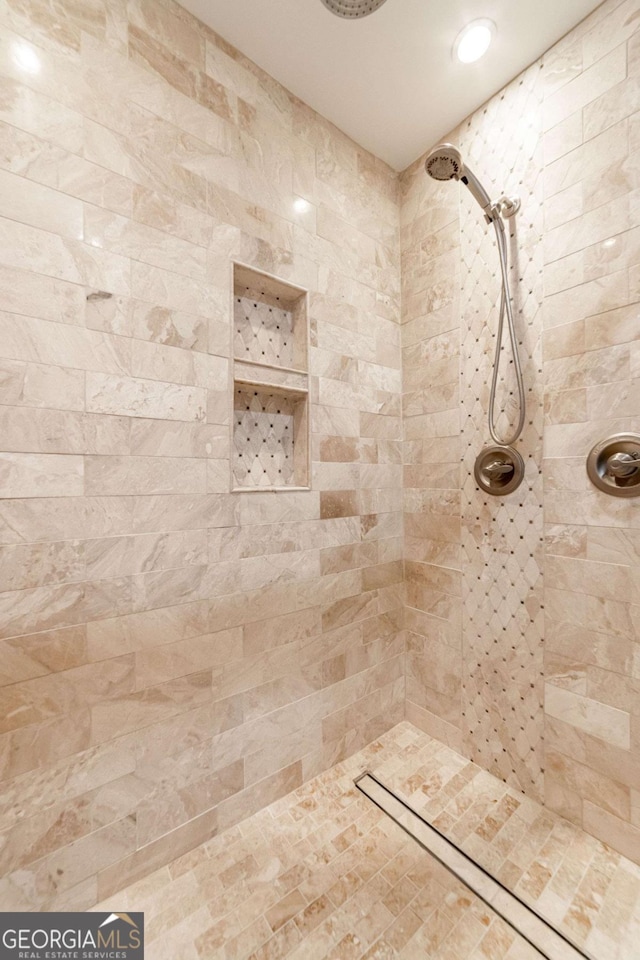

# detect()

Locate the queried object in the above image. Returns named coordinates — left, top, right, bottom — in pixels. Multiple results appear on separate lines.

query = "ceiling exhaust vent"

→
left=320, top=0, right=389, bottom=19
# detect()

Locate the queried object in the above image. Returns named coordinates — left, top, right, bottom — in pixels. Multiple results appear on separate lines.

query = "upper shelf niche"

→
left=233, top=263, right=308, bottom=373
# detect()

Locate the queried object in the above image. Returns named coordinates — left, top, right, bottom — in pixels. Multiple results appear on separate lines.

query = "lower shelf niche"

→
left=232, top=382, right=309, bottom=490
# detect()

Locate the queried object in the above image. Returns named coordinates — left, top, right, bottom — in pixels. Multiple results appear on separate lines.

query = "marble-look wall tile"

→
left=539, top=0, right=640, bottom=855
left=0, top=168, right=84, bottom=239
left=86, top=373, right=207, bottom=421
left=0, top=360, right=85, bottom=411
left=401, top=0, right=640, bottom=862
left=84, top=455, right=207, bottom=496
left=545, top=683, right=631, bottom=749
left=0, top=624, right=89, bottom=688
left=0, top=312, right=132, bottom=374
left=0, top=452, right=84, bottom=497
left=5, top=0, right=637, bottom=910
left=0, top=77, right=84, bottom=152
left=0, top=0, right=403, bottom=911
left=543, top=44, right=627, bottom=132
left=0, top=264, right=85, bottom=326
left=402, top=60, right=546, bottom=799
left=0, top=407, right=130, bottom=456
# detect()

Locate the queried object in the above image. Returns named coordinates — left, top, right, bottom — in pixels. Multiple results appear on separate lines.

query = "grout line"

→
left=355, top=771, right=593, bottom=960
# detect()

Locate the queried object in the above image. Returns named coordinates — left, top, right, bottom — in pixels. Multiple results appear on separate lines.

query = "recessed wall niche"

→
left=233, top=262, right=307, bottom=371
left=231, top=263, right=310, bottom=491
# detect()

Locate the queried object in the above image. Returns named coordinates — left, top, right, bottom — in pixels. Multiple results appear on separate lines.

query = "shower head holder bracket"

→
left=486, top=196, right=521, bottom=223
left=495, top=195, right=521, bottom=219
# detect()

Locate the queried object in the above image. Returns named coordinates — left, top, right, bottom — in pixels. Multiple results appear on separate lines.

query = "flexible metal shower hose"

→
left=488, top=215, right=526, bottom=446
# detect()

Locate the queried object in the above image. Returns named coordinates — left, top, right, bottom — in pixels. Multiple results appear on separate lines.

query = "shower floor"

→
left=93, top=723, right=640, bottom=959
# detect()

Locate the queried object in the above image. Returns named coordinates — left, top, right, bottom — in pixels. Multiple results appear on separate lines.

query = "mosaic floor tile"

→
left=93, top=723, right=640, bottom=958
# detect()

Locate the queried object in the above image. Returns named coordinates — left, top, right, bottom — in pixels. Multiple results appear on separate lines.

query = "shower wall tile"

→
left=543, top=44, right=627, bottom=132
left=402, top=0, right=640, bottom=864
left=0, top=313, right=132, bottom=374
left=0, top=360, right=86, bottom=411
left=0, top=0, right=403, bottom=910
left=0, top=452, right=85, bottom=498
left=541, top=0, right=640, bottom=859
left=401, top=62, right=546, bottom=800
left=2, top=0, right=638, bottom=908
left=86, top=373, right=208, bottom=421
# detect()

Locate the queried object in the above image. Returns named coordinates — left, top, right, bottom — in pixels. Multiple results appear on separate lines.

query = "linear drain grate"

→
left=355, top=772, right=593, bottom=960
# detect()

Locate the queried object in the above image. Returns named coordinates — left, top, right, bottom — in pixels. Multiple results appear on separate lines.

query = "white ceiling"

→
left=180, top=0, right=604, bottom=171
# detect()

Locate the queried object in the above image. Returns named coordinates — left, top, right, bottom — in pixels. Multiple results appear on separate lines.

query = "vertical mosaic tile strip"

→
left=458, top=64, right=546, bottom=800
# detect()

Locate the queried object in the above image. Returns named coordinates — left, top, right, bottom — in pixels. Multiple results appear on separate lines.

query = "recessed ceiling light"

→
left=293, top=197, right=311, bottom=214
left=454, top=19, right=495, bottom=64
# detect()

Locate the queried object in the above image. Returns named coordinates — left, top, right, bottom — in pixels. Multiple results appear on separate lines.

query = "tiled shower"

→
left=403, top=5, right=640, bottom=853
left=0, top=0, right=639, bottom=953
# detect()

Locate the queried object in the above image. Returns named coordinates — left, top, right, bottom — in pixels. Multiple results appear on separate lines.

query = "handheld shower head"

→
left=425, top=143, right=464, bottom=182
left=425, top=142, right=493, bottom=217
left=424, top=143, right=526, bottom=449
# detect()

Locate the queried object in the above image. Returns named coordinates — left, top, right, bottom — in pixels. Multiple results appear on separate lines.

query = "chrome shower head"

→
left=320, top=0, right=389, bottom=18
left=425, top=143, right=464, bottom=182
left=425, top=142, right=493, bottom=217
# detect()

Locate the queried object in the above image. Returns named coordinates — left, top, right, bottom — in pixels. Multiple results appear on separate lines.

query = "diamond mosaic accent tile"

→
left=234, top=295, right=295, bottom=368
left=458, top=63, right=546, bottom=800
left=233, top=385, right=296, bottom=488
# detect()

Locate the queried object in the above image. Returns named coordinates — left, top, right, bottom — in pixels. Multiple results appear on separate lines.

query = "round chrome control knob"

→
left=587, top=434, right=640, bottom=498
left=474, top=445, right=525, bottom=496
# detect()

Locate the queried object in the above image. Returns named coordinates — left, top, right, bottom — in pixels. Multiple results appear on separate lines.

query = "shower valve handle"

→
left=606, top=451, right=640, bottom=479
left=484, top=460, right=515, bottom=479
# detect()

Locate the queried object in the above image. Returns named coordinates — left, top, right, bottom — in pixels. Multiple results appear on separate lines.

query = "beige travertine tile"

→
left=0, top=215, right=131, bottom=293
left=0, top=0, right=404, bottom=906
left=0, top=263, right=85, bottom=326
left=0, top=407, right=130, bottom=456
left=0, top=77, right=84, bottom=152
left=582, top=0, right=639, bottom=68
left=0, top=359, right=85, bottom=411
left=88, top=724, right=640, bottom=959
left=86, top=372, right=207, bottom=421
left=545, top=683, right=631, bottom=749
left=2, top=0, right=640, bottom=923
left=543, top=43, right=627, bottom=132
left=0, top=311, right=132, bottom=374
left=543, top=112, right=583, bottom=166
left=0, top=451, right=84, bottom=497
left=400, top=0, right=640, bottom=865
left=544, top=120, right=628, bottom=200
left=0, top=624, right=88, bottom=687
left=0, top=167, right=84, bottom=239
left=84, top=455, right=207, bottom=496
left=0, top=539, right=85, bottom=592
